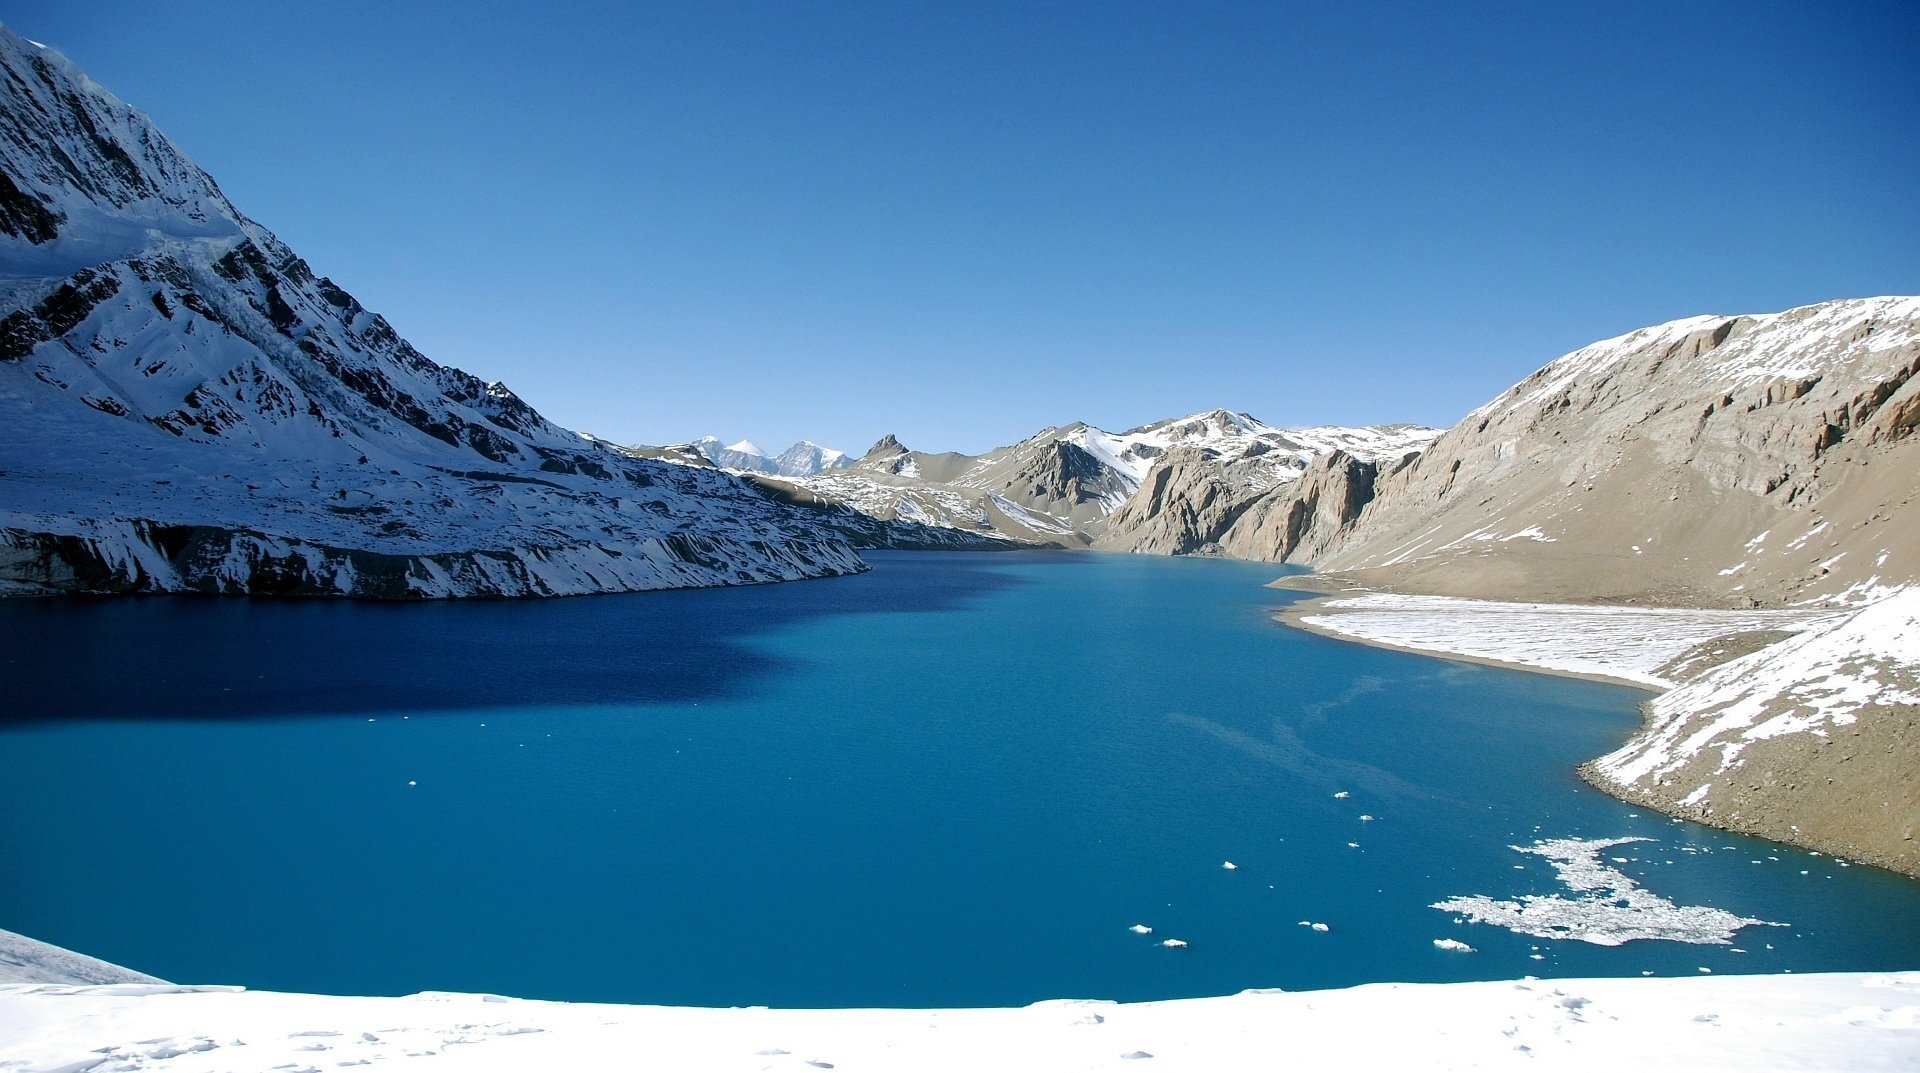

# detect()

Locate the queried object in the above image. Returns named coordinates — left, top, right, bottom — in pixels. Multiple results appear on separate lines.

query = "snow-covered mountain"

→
left=772, top=410, right=1438, bottom=546
left=688, top=436, right=851, bottom=477
left=0, top=25, right=884, bottom=598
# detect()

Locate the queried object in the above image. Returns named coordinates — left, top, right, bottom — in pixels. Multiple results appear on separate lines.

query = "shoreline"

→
left=1266, top=578, right=1919, bottom=878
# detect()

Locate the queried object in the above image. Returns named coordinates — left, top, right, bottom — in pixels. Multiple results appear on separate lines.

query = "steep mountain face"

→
left=781, top=411, right=1437, bottom=547
left=0, top=26, right=869, bottom=598
left=1306, top=297, right=1920, bottom=606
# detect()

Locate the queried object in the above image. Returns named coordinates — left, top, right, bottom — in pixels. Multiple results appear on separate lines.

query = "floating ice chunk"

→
left=1298, top=921, right=1330, bottom=933
left=1222, top=861, right=1238, bottom=870
left=1433, top=837, right=1780, bottom=946
left=407, top=780, right=417, bottom=787
left=1433, top=939, right=1475, bottom=952
left=1333, top=791, right=1350, bottom=799
left=1347, top=842, right=1361, bottom=848
left=1160, top=939, right=1188, bottom=949
left=1129, top=924, right=1153, bottom=935
left=1360, top=815, right=1375, bottom=822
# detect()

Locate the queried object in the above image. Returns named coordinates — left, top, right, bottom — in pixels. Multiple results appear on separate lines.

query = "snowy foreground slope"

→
left=4, top=972, right=1916, bottom=1072
left=1290, top=586, right=1920, bottom=875
left=0, top=25, right=913, bottom=598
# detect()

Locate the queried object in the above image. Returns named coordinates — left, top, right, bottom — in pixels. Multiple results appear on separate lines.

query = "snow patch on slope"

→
left=1596, top=588, right=1920, bottom=787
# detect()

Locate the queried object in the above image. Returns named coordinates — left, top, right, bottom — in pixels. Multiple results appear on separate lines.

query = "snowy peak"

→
left=0, top=26, right=266, bottom=282
left=775, top=439, right=850, bottom=477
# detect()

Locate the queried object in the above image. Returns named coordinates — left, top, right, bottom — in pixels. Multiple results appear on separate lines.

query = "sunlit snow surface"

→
left=6, top=972, right=1920, bottom=1073
left=1434, top=838, right=1778, bottom=946
left=1299, top=594, right=1837, bottom=688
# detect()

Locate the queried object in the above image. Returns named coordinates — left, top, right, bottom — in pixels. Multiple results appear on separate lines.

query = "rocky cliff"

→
left=0, top=25, right=874, bottom=598
left=1094, top=441, right=1422, bottom=559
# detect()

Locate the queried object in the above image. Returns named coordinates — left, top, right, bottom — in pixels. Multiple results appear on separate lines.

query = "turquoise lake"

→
left=3, top=550, right=1916, bottom=1007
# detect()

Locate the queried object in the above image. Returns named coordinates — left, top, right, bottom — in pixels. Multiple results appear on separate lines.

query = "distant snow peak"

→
left=691, top=436, right=851, bottom=477
left=1433, top=838, right=1779, bottom=946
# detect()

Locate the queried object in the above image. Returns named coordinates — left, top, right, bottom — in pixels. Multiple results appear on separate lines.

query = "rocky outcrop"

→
left=1093, top=445, right=1268, bottom=555
left=0, top=25, right=871, bottom=599
left=1096, top=446, right=1419, bottom=560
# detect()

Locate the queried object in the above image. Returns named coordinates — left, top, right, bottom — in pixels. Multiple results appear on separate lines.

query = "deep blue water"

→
left=2, top=550, right=1916, bottom=1007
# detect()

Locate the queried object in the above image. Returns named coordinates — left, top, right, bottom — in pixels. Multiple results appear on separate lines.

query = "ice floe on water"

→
left=1433, top=837, right=1780, bottom=946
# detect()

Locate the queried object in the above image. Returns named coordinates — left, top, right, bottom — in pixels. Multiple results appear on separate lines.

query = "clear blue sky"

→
left=10, top=2, right=1918, bottom=454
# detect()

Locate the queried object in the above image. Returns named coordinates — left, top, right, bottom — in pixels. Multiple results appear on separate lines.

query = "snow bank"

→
left=3, top=972, right=1915, bottom=1072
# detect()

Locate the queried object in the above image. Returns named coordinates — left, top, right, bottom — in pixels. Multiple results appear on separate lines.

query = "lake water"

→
left=3, top=551, right=1915, bottom=1007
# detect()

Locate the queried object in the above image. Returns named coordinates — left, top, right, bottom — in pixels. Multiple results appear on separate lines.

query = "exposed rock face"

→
left=1096, top=446, right=1420, bottom=560
left=1308, top=297, right=1920, bottom=606
left=0, top=26, right=868, bottom=599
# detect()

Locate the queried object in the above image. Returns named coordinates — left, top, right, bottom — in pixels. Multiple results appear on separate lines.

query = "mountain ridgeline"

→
left=0, top=26, right=1008, bottom=598
left=704, top=412, right=1440, bottom=548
